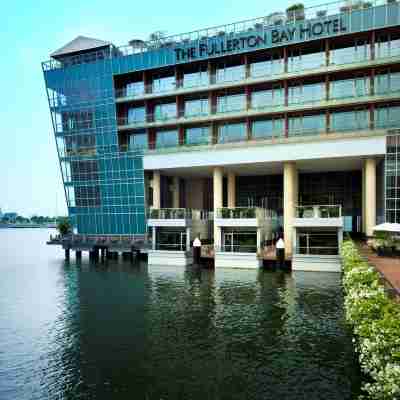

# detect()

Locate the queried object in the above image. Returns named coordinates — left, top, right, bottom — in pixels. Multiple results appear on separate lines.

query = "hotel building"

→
left=43, top=0, right=400, bottom=270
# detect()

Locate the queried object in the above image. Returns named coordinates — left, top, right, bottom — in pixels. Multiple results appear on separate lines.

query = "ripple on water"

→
left=0, top=230, right=360, bottom=399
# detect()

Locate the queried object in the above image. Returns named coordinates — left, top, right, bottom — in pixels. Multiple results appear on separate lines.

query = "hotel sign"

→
left=174, top=18, right=346, bottom=62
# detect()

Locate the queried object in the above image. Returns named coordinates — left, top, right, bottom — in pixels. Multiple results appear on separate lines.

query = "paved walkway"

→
left=358, top=244, right=400, bottom=296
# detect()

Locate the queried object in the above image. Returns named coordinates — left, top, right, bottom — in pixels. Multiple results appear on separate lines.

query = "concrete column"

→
left=362, top=164, right=366, bottom=234
left=65, top=248, right=70, bottom=261
left=365, top=158, right=376, bottom=237
left=227, top=172, right=236, bottom=208
left=172, top=177, right=180, bottom=208
left=186, top=227, right=191, bottom=251
left=152, top=227, right=156, bottom=250
left=213, top=167, right=223, bottom=249
left=153, top=171, right=161, bottom=209
left=283, top=162, right=298, bottom=256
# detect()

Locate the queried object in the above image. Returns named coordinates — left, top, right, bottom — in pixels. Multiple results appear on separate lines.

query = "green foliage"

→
left=341, top=240, right=400, bottom=399
left=286, top=3, right=305, bottom=11
left=57, top=218, right=71, bottom=236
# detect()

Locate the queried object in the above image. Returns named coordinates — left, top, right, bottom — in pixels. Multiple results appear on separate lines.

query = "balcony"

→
left=117, top=89, right=400, bottom=132
left=293, top=205, right=343, bottom=228
left=114, top=54, right=400, bottom=104
left=147, top=208, right=211, bottom=227
left=215, top=207, right=275, bottom=227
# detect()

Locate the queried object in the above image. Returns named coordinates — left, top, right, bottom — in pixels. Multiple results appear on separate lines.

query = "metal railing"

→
left=296, top=246, right=339, bottom=255
left=117, top=89, right=400, bottom=129
left=217, top=245, right=258, bottom=253
left=216, top=207, right=269, bottom=219
left=42, top=0, right=398, bottom=71
left=147, top=208, right=192, bottom=219
left=296, top=205, right=342, bottom=218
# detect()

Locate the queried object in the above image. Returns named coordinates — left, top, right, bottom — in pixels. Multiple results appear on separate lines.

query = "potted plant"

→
left=316, top=10, right=327, bottom=18
left=387, top=0, right=397, bottom=4
left=57, top=217, right=71, bottom=237
left=286, top=3, right=305, bottom=22
left=363, top=1, right=373, bottom=8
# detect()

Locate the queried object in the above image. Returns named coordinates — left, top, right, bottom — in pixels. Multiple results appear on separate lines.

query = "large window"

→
left=218, top=123, right=246, bottom=143
left=185, top=98, right=209, bottom=117
left=375, top=33, right=400, bottom=59
left=183, top=70, right=209, bottom=88
left=250, top=54, right=284, bottom=77
left=217, top=94, right=246, bottom=113
left=289, top=82, right=325, bottom=105
left=252, top=118, right=284, bottom=140
left=156, top=130, right=179, bottom=148
left=129, top=132, right=148, bottom=150
left=386, top=135, right=400, bottom=223
left=331, top=109, right=369, bottom=132
left=375, top=72, right=400, bottom=95
left=289, top=114, right=326, bottom=136
left=154, top=103, right=177, bottom=121
left=331, top=39, right=370, bottom=65
left=288, top=49, right=325, bottom=72
left=126, top=81, right=145, bottom=97
left=375, top=106, right=400, bottom=129
left=330, top=77, right=370, bottom=99
left=152, top=76, right=176, bottom=93
left=186, top=126, right=211, bottom=146
left=128, top=106, right=146, bottom=124
left=252, top=87, right=284, bottom=109
left=216, top=65, right=246, bottom=83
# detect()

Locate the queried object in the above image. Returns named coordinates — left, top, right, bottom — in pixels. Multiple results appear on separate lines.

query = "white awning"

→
left=373, top=223, right=400, bottom=233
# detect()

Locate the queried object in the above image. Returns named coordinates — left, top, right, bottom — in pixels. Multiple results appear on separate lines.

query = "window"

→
left=250, top=54, right=284, bottom=77
left=331, top=110, right=369, bottom=132
left=288, top=49, right=325, bottom=72
left=289, top=82, right=325, bottom=104
left=330, top=77, right=369, bottom=99
left=289, top=114, right=326, bottom=136
left=218, top=122, right=246, bottom=143
left=252, top=87, right=284, bottom=108
left=252, top=119, right=284, bottom=139
left=375, top=34, right=400, bottom=59
left=216, top=65, right=246, bottom=83
left=183, top=70, right=209, bottom=88
left=217, top=94, right=246, bottom=113
left=128, top=107, right=145, bottom=124
left=70, top=160, right=99, bottom=182
left=185, top=98, right=209, bottom=117
left=75, top=186, right=101, bottom=207
left=129, top=132, right=148, bottom=149
left=375, top=72, right=400, bottom=95
left=154, top=103, right=177, bottom=121
left=375, top=106, right=400, bottom=129
left=156, top=130, right=179, bottom=148
left=126, top=81, right=145, bottom=97
left=152, top=76, right=176, bottom=93
left=186, top=126, right=211, bottom=145
left=331, top=39, right=370, bottom=65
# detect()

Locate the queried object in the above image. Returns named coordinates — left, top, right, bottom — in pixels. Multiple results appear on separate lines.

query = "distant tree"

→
left=57, top=218, right=72, bottom=236
left=148, top=30, right=167, bottom=43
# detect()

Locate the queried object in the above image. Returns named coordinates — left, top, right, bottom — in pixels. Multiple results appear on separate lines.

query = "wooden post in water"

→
left=76, top=251, right=82, bottom=261
left=65, top=248, right=70, bottom=262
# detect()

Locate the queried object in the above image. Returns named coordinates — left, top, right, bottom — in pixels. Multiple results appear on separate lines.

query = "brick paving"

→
left=358, top=244, right=400, bottom=296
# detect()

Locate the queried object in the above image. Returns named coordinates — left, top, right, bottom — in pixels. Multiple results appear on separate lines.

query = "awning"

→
left=373, top=223, right=400, bottom=233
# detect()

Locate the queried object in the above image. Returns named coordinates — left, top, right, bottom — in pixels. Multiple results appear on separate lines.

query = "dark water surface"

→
left=0, top=229, right=361, bottom=399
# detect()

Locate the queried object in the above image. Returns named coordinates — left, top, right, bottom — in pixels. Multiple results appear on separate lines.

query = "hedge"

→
left=341, top=240, right=400, bottom=399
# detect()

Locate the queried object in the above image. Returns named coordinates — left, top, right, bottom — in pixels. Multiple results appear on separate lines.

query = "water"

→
left=0, top=229, right=361, bottom=399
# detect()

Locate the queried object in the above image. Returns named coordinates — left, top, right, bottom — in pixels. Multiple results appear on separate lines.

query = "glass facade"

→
left=289, top=114, right=326, bottom=136
left=218, top=123, right=246, bottom=143
left=156, top=129, right=179, bottom=148
left=288, top=82, right=325, bottom=104
left=185, top=98, right=209, bottom=117
left=186, top=126, right=211, bottom=145
left=217, top=94, right=246, bottom=113
left=154, top=102, right=177, bottom=121
left=216, top=65, right=246, bottom=83
left=330, top=76, right=370, bottom=99
left=331, top=109, right=369, bottom=132
left=252, top=118, right=284, bottom=139
left=386, top=135, right=400, bottom=223
left=252, top=87, right=284, bottom=109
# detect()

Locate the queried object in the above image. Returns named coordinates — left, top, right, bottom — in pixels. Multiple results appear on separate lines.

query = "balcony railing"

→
left=147, top=208, right=192, bottom=219
left=216, top=207, right=270, bottom=219
left=117, top=89, right=400, bottom=130
left=114, top=53, right=400, bottom=101
left=296, top=205, right=342, bottom=218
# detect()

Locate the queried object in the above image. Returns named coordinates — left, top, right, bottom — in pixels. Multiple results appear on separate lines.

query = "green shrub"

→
left=341, top=240, right=400, bottom=399
left=57, top=217, right=71, bottom=236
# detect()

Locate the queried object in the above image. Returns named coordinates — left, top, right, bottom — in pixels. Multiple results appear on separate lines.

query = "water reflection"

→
left=0, top=230, right=360, bottom=400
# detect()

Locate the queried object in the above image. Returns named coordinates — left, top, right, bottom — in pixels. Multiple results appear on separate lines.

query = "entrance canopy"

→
left=373, top=223, right=400, bottom=233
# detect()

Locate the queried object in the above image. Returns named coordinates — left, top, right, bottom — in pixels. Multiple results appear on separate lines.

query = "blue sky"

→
left=0, top=0, right=322, bottom=217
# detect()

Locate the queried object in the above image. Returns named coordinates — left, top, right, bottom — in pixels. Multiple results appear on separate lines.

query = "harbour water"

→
left=0, top=229, right=361, bottom=399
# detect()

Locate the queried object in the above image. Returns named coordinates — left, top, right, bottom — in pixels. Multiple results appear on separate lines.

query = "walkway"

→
left=358, top=243, right=400, bottom=297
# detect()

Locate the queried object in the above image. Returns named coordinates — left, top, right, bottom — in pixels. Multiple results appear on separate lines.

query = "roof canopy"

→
left=373, top=223, right=400, bottom=233
left=51, top=36, right=111, bottom=58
